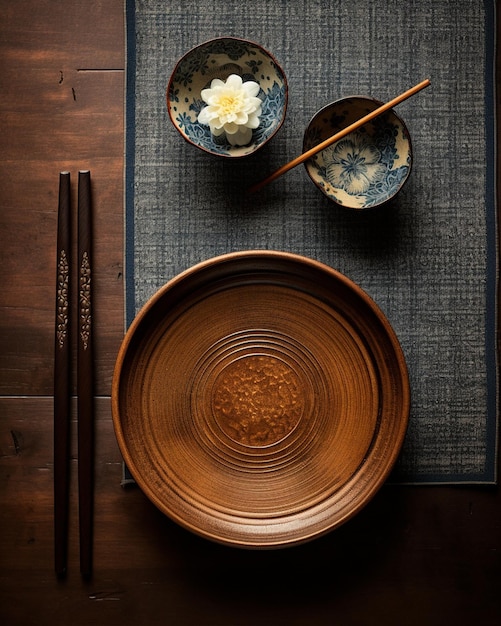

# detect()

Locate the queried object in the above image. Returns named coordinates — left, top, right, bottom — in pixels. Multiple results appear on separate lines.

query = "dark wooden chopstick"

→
left=54, top=171, right=72, bottom=578
left=77, top=170, right=94, bottom=579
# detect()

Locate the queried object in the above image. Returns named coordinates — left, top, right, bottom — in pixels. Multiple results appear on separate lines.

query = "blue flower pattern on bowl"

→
left=323, top=133, right=387, bottom=196
left=304, top=99, right=412, bottom=208
left=168, top=38, right=287, bottom=157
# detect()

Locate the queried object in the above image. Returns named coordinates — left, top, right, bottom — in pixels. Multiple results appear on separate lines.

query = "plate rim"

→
left=112, top=250, right=410, bottom=547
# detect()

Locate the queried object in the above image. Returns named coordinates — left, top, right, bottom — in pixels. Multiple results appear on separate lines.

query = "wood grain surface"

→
left=0, top=2, right=500, bottom=625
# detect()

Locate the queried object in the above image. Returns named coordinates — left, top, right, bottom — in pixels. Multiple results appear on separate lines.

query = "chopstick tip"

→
left=246, top=182, right=262, bottom=195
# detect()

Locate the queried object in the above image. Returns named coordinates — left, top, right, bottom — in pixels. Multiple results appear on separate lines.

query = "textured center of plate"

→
left=211, top=354, right=303, bottom=447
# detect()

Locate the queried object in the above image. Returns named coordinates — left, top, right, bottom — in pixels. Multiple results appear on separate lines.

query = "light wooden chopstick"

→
left=248, top=78, right=431, bottom=194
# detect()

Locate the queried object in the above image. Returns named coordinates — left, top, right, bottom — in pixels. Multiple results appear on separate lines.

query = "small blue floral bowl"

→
left=167, top=37, right=288, bottom=158
left=303, top=96, right=412, bottom=209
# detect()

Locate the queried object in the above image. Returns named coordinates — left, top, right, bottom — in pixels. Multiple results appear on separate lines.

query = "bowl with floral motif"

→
left=303, top=96, right=412, bottom=209
left=167, top=37, right=288, bottom=158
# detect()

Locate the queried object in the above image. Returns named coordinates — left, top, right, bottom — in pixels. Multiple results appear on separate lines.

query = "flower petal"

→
left=366, top=162, right=387, bottom=183
left=197, top=106, right=213, bottom=124
left=359, top=143, right=381, bottom=165
left=246, top=113, right=261, bottom=129
left=210, top=125, right=225, bottom=137
left=331, top=138, right=356, bottom=163
left=225, top=74, right=243, bottom=88
left=210, top=78, right=226, bottom=89
left=227, top=126, right=252, bottom=146
left=223, top=122, right=239, bottom=135
left=346, top=171, right=371, bottom=194
left=242, top=80, right=260, bottom=97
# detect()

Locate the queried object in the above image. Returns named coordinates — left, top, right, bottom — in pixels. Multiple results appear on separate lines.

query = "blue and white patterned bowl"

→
left=303, top=97, right=412, bottom=209
left=167, top=37, right=288, bottom=158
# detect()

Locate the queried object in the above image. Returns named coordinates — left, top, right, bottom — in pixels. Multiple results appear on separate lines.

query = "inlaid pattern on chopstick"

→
left=79, top=251, right=92, bottom=350
left=56, top=249, right=70, bottom=350
left=54, top=171, right=72, bottom=578
left=77, top=169, right=94, bottom=579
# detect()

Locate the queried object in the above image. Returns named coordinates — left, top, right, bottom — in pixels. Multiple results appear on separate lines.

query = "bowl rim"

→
left=166, top=36, right=289, bottom=158
left=303, top=94, right=413, bottom=209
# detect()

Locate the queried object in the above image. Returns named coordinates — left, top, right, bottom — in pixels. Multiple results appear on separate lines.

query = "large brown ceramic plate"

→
left=112, top=251, right=410, bottom=548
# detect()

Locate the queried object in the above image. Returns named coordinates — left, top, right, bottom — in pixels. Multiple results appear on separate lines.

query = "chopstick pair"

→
left=54, top=170, right=94, bottom=579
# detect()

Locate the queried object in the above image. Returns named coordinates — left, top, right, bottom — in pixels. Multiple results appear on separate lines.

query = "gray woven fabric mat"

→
left=125, top=0, right=497, bottom=483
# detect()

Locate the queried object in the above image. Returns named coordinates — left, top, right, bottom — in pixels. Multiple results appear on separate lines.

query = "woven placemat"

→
left=124, top=0, right=498, bottom=483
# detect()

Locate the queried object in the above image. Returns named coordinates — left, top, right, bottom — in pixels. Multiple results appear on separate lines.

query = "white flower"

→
left=197, top=74, right=262, bottom=146
left=325, top=132, right=386, bottom=195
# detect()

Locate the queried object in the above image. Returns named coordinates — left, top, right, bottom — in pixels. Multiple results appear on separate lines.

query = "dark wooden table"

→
left=1, top=2, right=500, bottom=624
